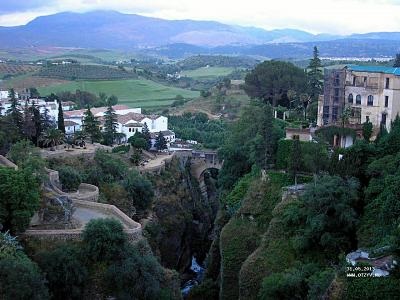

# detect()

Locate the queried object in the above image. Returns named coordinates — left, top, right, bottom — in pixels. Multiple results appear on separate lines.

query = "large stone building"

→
left=318, top=65, right=400, bottom=132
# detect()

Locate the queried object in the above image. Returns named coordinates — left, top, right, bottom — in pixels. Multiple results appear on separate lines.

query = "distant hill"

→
left=0, top=10, right=338, bottom=49
left=1, top=11, right=400, bottom=59
left=144, top=39, right=400, bottom=59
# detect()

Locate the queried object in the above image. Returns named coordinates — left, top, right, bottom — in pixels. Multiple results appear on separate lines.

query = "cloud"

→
left=0, top=0, right=400, bottom=35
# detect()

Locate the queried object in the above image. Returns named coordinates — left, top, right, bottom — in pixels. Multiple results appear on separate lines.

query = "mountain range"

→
left=1, top=11, right=400, bottom=58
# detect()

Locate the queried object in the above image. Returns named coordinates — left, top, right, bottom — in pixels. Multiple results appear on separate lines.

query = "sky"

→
left=1, top=0, right=400, bottom=35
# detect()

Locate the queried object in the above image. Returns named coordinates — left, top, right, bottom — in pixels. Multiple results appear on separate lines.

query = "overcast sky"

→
left=1, top=0, right=400, bottom=35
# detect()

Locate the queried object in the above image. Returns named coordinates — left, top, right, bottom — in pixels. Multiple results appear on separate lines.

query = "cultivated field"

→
left=38, top=79, right=199, bottom=108
left=181, top=67, right=235, bottom=79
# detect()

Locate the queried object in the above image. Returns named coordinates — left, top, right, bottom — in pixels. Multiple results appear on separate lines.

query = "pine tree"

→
left=307, top=46, right=323, bottom=100
left=393, top=53, right=400, bottom=68
left=41, top=107, right=54, bottom=132
left=103, top=102, right=118, bottom=145
left=155, top=131, right=167, bottom=151
left=6, top=89, right=23, bottom=134
left=82, top=108, right=101, bottom=143
left=142, top=122, right=151, bottom=150
left=57, top=99, right=65, bottom=133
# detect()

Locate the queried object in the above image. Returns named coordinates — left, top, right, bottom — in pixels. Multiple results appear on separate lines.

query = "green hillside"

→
left=38, top=79, right=199, bottom=108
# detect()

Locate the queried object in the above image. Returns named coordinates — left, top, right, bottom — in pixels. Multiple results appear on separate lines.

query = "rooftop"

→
left=347, top=65, right=400, bottom=76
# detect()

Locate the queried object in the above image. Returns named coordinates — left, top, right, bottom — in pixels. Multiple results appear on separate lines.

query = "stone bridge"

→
left=190, top=150, right=223, bottom=180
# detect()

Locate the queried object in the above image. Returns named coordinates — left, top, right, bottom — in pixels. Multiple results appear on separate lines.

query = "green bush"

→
left=0, top=167, right=41, bottom=233
left=0, top=257, right=49, bottom=300
left=123, top=170, right=154, bottom=210
left=112, top=144, right=130, bottom=153
left=104, top=250, right=163, bottom=299
left=37, top=244, right=88, bottom=300
left=82, top=218, right=127, bottom=263
left=58, top=166, right=82, bottom=192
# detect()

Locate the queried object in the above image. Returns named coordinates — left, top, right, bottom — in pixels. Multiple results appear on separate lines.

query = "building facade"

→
left=318, top=65, right=400, bottom=132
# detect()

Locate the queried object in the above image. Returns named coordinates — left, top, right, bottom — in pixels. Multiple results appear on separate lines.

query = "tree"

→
left=142, top=122, right=152, bottom=150
left=155, top=131, right=167, bottom=151
left=307, top=46, right=323, bottom=101
left=103, top=101, right=118, bottom=145
left=123, top=170, right=154, bottom=210
left=37, top=244, right=88, bottom=300
left=7, top=140, right=46, bottom=176
left=21, top=100, right=34, bottom=141
left=40, top=128, right=65, bottom=150
left=288, top=137, right=302, bottom=185
left=6, top=88, right=23, bottom=134
left=244, top=61, right=308, bottom=107
left=82, top=218, right=127, bottom=263
left=57, top=166, right=82, bottom=192
left=393, top=53, right=400, bottom=68
left=362, top=119, right=373, bottom=142
left=0, top=257, right=49, bottom=300
left=108, top=95, right=118, bottom=106
left=0, top=167, right=41, bottom=233
left=82, top=108, right=101, bottom=143
left=104, top=250, right=163, bottom=299
left=261, top=103, right=275, bottom=169
left=57, top=99, right=65, bottom=133
left=283, top=176, right=359, bottom=258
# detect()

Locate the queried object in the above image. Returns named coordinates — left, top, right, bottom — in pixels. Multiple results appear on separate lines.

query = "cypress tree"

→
left=103, top=102, right=118, bottom=145
left=57, top=100, right=65, bottom=133
left=307, top=46, right=323, bottom=100
left=142, top=123, right=151, bottom=150
left=155, top=131, right=167, bottom=151
left=82, top=108, right=101, bottom=143
left=6, top=89, right=23, bottom=134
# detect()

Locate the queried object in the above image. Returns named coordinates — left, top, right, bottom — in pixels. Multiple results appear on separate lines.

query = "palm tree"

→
left=40, top=128, right=65, bottom=150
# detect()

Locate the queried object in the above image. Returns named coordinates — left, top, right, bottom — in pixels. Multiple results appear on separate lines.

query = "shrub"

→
left=82, top=218, right=127, bottom=263
left=0, top=257, right=49, bottom=300
left=104, top=250, right=163, bottom=299
left=123, top=170, right=154, bottom=210
left=0, top=167, right=41, bottom=233
left=37, top=244, right=88, bottom=300
left=112, top=144, right=130, bottom=153
left=58, top=166, right=82, bottom=192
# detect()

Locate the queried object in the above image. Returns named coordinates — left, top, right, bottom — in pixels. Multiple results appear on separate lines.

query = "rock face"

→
left=31, top=190, right=76, bottom=229
left=145, top=157, right=218, bottom=273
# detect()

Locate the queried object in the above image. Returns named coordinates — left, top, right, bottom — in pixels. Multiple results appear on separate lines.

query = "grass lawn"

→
left=181, top=67, right=235, bottom=79
left=37, top=79, right=199, bottom=108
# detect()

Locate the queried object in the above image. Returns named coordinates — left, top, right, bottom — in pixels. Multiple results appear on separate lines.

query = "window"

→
left=334, top=74, right=340, bottom=86
left=129, top=128, right=132, bottom=132
left=348, top=94, right=353, bottom=104
left=356, top=95, right=361, bottom=105
left=385, top=96, right=389, bottom=107
left=386, top=78, right=390, bottom=89
left=382, top=113, right=387, bottom=129
left=334, top=88, right=340, bottom=97
left=353, top=77, right=356, bottom=86
left=332, top=106, right=339, bottom=121
left=367, top=95, right=374, bottom=106
left=366, top=116, right=370, bottom=122
left=323, top=105, right=329, bottom=122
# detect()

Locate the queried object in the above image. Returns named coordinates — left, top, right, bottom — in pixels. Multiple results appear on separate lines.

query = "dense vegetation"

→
left=169, top=112, right=227, bottom=149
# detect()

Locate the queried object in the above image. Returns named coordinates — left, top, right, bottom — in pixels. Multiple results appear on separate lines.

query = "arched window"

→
left=367, top=95, right=374, bottom=106
left=356, top=95, right=361, bottom=105
left=348, top=94, right=353, bottom=104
